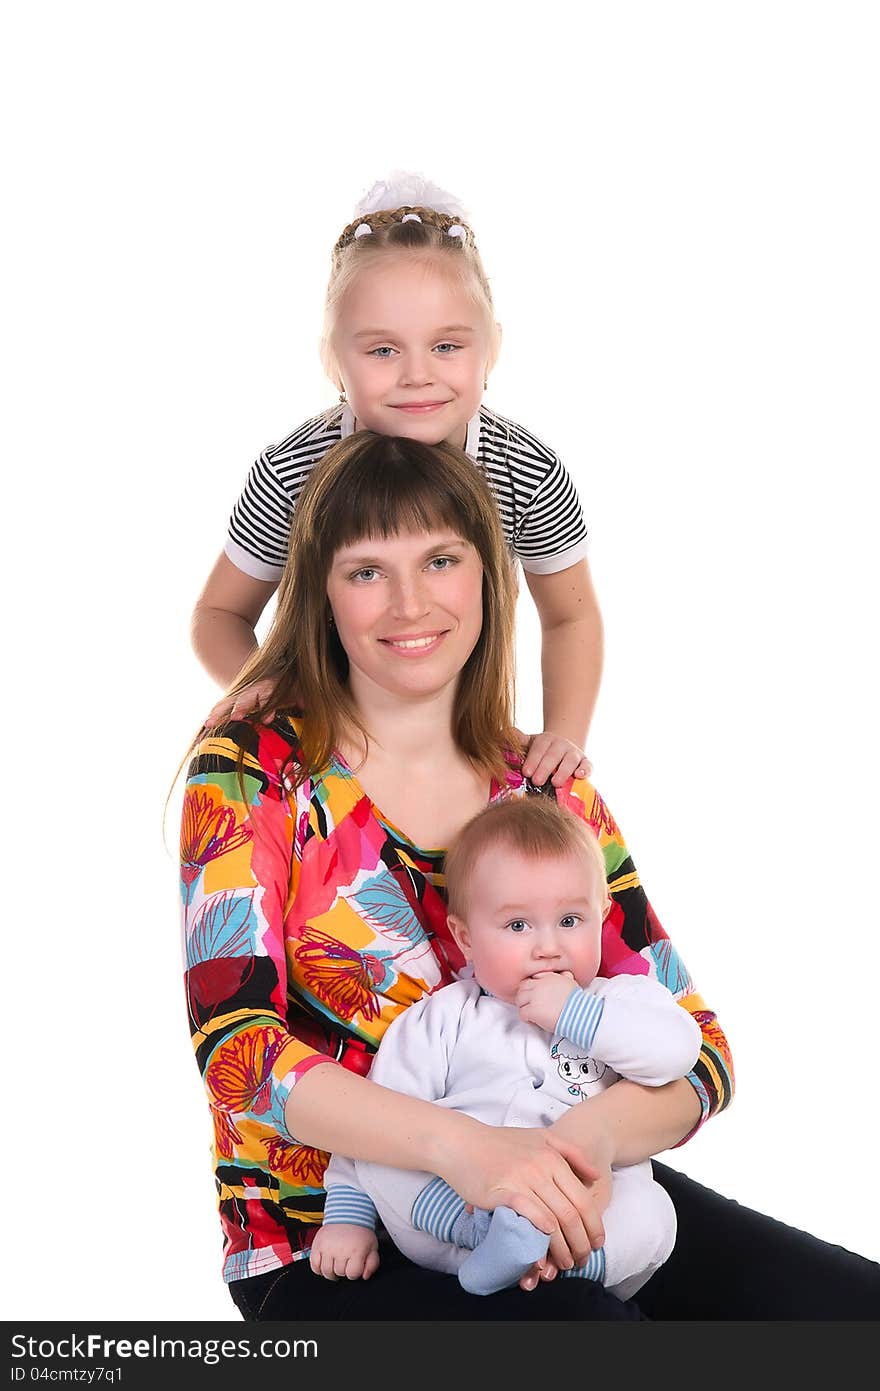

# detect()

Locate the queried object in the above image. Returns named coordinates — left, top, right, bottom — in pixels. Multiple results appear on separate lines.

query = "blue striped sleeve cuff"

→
left=411, top=1176, right=466, bottom=1243
left=556, top=987, right=605, bottom=1051
left=561, top=1248, right=606, bottom=1283
left=322, top=1185, right=378, bottom=1231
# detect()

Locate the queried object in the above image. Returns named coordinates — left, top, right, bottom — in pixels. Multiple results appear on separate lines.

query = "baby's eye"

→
left=368, top=345, right=395, bottom=358
left=559, top=915, right=580, bottom=930
left=506, top=919, right=528, bottom=933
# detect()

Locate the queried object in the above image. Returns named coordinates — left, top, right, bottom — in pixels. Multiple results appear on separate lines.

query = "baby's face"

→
left=450, top=847, right=604, bottom=1005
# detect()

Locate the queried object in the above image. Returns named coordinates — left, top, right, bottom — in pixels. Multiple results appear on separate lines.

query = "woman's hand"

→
left=520, top=1255, right=560, bottom=1292
left=517, top=1153, right=613, bottom=1290
left=437, top=1123, right=608, bottom=1271
left=204, top=676, right=281, bottom=730
left=519, top=729, right=592, bottom=788
left=309, top=1223, right=380, bottom=1282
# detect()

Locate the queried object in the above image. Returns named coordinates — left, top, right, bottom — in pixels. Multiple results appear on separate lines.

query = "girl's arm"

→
left=192, top=554, right=283, bottom=728
left=191, top=551, right=278, bottom=688
left=522, top=559, right=604, bottom=786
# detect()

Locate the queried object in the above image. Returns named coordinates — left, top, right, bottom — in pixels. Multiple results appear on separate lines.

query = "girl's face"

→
left=326, top=527, right=484, bottom=705
left=333, top=257, right=492, bottom=450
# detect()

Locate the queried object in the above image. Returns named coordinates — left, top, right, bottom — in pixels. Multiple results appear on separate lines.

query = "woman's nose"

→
left=389, top=575, right=429, bottom=618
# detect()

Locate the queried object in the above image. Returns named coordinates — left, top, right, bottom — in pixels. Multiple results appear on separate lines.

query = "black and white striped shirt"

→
left=225, top=405, right=588, bottom=581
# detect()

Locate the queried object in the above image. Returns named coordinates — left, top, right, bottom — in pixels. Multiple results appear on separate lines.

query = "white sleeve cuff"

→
left=518, top=537, right=590, bottom=575
left=223, top=537, right=284, bottom=582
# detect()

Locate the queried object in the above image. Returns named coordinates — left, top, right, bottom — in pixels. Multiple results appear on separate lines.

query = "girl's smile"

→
left=333, top=258, right=491, bottom=448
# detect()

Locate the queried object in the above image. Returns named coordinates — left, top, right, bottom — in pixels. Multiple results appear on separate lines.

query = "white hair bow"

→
left=353, top=170, right=469, bottom=221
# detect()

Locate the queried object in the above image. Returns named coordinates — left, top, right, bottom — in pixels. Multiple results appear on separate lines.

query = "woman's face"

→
left=326, top=527, right=484, bottom=705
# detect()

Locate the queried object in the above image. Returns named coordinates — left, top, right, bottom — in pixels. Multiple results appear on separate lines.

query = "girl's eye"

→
left=559, top=915, right=580, bottom=930
left=506, top=920, right=528, bottom=933
left=434, top=342, right=461, bottom=354
left=368, top=346, right=395, bottom=358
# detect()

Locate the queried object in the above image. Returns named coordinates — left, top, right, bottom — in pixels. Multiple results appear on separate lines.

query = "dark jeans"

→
left=228, top=1163, right=880, bottom=1321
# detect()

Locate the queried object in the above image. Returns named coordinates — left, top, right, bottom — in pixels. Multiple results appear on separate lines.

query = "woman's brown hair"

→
left=217, top=431, right=520, bottom=784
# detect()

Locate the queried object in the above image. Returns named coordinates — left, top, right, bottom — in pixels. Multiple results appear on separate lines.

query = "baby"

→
left=312, top=795, right=702, bottom=1298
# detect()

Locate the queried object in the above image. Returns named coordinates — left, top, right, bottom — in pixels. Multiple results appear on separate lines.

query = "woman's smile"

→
left=380, top=630, right=449, bottom=655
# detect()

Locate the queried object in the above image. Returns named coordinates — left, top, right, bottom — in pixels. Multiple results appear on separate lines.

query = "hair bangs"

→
left=315, top=436, right=479, bottom=558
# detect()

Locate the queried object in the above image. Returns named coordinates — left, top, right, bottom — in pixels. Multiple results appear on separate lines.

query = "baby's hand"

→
left=516, top=971, right=578, bottom=1034
left=520, top=731, right=592, bottom=788
left=204, top=676, right=281, bottom=730
left=309, top=1223, right=379, bottom=1282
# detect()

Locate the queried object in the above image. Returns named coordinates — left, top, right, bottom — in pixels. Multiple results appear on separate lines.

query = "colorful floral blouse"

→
left=180, top=717, right=734, bottom=1283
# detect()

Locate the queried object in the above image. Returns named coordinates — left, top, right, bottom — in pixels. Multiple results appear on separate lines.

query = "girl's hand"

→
left=438, top=1123, right=606, bottom=1271
left=309, top=1223, right=380, bottom=1282
left=204, top=676, right=281, bottom=730
left=519, top=730, right=592, bottom=788
left=516, top=971, right=579, bottom=1034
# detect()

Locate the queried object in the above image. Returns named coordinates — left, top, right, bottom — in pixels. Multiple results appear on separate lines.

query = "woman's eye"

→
left=351, top=567, right=379, bottom=582
left=427, top=555, right=457, bottom=571
left=559, top=915, right=579, bottom=930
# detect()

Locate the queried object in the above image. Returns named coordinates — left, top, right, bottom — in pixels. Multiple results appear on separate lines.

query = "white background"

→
left=4, top=2, right=878, bottom=1320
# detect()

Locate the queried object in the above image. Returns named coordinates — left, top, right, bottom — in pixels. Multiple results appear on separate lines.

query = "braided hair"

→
left=321, top=202, right=498, bottom=390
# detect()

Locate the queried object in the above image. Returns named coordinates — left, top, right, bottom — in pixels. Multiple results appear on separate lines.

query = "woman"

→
left=180, top=433, right=880, bottom=1320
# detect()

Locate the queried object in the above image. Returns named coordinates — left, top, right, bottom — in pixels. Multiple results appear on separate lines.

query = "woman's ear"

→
left=447, top=913, right=471, bottom=959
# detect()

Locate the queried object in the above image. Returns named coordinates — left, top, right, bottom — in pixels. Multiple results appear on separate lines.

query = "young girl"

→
left=191, top=173, right=603, bottom=787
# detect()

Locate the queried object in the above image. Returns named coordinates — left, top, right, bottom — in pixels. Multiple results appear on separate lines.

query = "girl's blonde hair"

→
left=320, top=205, right=501, bottom=390
left=444, top=796, right=610, bottom=920
left=219, top=431, right=520, bottom=785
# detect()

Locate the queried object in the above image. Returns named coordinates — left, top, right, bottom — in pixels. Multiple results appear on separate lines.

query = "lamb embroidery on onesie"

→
left=551, top=1041, right=608, bottom=1098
